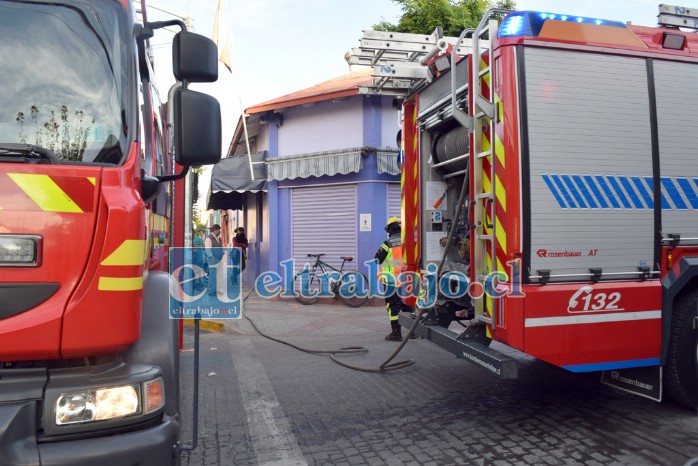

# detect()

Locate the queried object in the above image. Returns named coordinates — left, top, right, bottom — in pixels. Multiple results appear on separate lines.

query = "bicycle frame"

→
left=306, top=256, right=348, bottom=289
left=295, top=254, right=370, bottom=307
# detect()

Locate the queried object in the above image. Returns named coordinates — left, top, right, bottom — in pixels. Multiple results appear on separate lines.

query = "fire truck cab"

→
left=0, top=0, right=220, bottom=463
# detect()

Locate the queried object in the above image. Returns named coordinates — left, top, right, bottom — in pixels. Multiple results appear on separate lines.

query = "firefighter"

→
left=375, top=216, right=413, bottom=341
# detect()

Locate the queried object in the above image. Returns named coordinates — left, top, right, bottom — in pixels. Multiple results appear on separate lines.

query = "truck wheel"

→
left=664, top=288, right=698, bottom=410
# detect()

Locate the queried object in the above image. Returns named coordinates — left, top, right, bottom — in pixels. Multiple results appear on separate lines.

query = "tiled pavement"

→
left=179, top=290, right=698, bottom=465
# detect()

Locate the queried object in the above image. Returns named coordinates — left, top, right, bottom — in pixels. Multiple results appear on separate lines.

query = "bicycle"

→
left=293, top=254, right=370, bottom=307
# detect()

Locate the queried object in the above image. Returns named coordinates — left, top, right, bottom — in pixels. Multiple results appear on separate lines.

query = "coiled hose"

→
left=241, top=173, right=469, bottom=373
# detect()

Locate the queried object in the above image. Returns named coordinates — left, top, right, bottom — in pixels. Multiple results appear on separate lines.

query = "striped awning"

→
left=266, top=148, right=363, bottom=181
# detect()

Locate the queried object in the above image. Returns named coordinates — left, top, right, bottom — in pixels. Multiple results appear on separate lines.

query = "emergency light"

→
left=498, top=11, right=627, bottom=38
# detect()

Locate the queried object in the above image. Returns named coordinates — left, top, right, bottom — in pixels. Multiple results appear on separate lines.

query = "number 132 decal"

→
left=567, top=286, right=623, bottom=312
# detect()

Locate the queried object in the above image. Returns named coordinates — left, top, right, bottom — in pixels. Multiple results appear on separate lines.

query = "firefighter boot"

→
left=385, top=322, right=402, bottom=341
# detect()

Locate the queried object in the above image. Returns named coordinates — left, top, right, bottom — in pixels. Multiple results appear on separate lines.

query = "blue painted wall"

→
left=253, top=93, right=400, bottom=278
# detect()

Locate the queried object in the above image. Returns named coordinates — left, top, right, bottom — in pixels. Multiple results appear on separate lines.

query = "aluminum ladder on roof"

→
left=658, top=3, right=698, bottom=29
left=347, top=29, right=469, bottom=96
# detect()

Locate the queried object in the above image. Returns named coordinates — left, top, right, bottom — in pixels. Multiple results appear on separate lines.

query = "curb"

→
left=183, top=318, right=225, bottom=333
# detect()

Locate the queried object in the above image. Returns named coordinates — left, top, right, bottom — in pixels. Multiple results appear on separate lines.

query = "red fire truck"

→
left=0, top=0, right=220, bottom=463
left=358, top=5, right=698, bottom=409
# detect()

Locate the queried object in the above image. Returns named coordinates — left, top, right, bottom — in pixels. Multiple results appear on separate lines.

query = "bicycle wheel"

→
left=337, top=271, right=370, bottom=308
left=294, top=270, right=320, bottom=305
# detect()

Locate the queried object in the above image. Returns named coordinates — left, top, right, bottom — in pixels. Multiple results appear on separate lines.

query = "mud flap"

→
left=601, top=366, right=662, bottom=402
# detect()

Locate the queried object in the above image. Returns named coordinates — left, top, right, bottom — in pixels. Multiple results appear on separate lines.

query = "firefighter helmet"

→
left=385, top=216, right=401, bottom=232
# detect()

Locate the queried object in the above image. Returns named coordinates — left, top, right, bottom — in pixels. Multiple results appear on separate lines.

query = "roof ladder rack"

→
left=658, top=3, right=698, bottom=29
left=347, top=29, right=471, bottom=96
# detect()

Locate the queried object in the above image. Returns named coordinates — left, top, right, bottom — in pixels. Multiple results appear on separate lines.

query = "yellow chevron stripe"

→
left=497, top=257, right=505, bottom=275
left=482, top=133, right=491, bottom=153
left=101, top=239, right=147, bottom=266
left=98, top=277, right=144, bottom=291
left=495, top=218, right=507, bottom=255
left=483, top=171, right=492, bottom=194
left=87, top=177, right=96, bottom=186
left=8, top=173, right=83, bottom=213
left=481, top=58, right=490, bottom=87
left=494, top=132, right=505, bottom=168
left=495, top=175, right=507, bottom=213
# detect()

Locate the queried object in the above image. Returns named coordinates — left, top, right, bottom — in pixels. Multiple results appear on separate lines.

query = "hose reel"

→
left=432, top=126, right=469, bottom=174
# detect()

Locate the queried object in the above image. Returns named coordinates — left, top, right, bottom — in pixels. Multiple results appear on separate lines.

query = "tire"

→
left=664, top=288, right=698, bottom=410
left=337, top=272, right=370, bottom=308
left=294, top=270, right=319, bottom=305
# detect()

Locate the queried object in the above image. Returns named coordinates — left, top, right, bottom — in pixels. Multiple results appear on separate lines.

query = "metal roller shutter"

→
left=524, top=48, right=654, bottom=280
left=387, top=183, right=401, bottom=220
left=654, top=60, right=698, bottom=241
left=292, top=184, right=358, bottom=272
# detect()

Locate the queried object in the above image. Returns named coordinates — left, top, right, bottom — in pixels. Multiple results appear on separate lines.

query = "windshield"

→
left=0, top=0, right=131, bottom=165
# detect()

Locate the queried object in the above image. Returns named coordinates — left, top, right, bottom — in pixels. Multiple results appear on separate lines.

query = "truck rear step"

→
left=399, top=313, right=518, bottom=379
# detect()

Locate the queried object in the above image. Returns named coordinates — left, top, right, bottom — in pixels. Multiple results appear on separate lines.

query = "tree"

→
left=374, top=0, right=517, bottom=37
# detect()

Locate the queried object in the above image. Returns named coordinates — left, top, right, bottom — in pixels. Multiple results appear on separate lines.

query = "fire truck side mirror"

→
left=172, top=31, right=218, bottom=83
left=173, top=89, right=222, bottom=166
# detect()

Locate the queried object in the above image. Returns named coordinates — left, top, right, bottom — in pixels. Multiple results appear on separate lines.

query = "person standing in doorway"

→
left=204, top=224, right=223, bottom=297
left=231, top=227, right=248, bottom=285
left=375, top=217, right=412, bottom=341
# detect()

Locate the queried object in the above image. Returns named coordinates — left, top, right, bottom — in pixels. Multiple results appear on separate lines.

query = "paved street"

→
left=179, top=292, right=698, bottom=466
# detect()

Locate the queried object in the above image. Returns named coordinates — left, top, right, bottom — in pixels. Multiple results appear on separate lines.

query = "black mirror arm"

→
left=147, top=19, right=187, bottom=33
left=136, top=20, right=187, bottom=44
left=157, top=164, right=189, bottom=182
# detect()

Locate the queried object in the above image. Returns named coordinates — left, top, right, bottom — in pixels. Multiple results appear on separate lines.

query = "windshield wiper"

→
left=0, top=143, right=61, bottom=164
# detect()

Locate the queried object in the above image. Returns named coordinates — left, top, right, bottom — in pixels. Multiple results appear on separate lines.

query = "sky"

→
left=143, top=0, right=668, bottom=214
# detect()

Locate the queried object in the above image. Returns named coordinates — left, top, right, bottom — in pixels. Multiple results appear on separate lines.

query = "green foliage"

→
left=16, top=105, right=94, bottom=161
left=374, top=0, right=517, bottom=36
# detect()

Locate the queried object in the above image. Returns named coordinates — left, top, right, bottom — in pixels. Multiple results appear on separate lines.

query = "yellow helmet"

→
left=385, top=216, right=401, bottom=232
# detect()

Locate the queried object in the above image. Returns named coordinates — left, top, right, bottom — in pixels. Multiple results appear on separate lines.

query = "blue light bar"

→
left=498, top=11, right=627, bottom=38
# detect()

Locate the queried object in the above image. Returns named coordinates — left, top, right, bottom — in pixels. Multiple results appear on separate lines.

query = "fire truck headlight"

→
left=0, top=235, right=41, bottom=266
left=55, top=384, right=140, bottom=425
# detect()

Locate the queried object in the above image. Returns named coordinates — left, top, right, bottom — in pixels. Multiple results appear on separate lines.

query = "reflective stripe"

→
left=543, top=174, right=698, bottom=210
left=662, top=177, right=688, bottom=209
left=381, top=243, right=403, bottom=277
left=98, top=277, right=144, bottom=291
left=632, top=176, right=653, bottom=208
left=101, top=240, right=147, bottom=266
left=561, top=174, right=587, bottom=208
left=8, top=173, right=83, bottom=213
left=525, top=310, right=661, bottom=328
left=583, top=175, right=608, bottom=208
left=595, top=175, right=621, bottom=208
left=677, top=178, right=698, bottom=208
left=572, top=175, right=597, bottom=208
